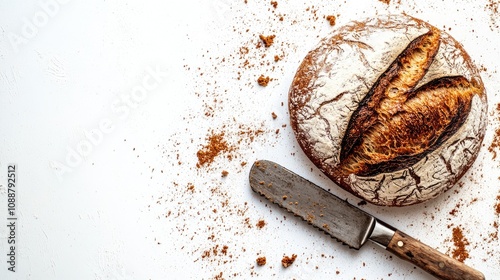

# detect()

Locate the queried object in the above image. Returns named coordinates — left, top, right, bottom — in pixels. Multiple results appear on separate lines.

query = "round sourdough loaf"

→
left=289, top=14, right=487, bottom=206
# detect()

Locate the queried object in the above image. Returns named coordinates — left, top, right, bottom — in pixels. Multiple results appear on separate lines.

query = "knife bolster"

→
left=369, top=220, right=396, bottom=248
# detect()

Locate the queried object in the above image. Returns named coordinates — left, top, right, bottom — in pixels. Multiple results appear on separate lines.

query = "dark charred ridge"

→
left=371, top=174, right=386, bottom=203
left=420, top=182, right=440, bottom=191
left=463, top=136, right=476, bottom=142
left=394, top=181, right=417, bottom=194
left=408, top=167, right=421, bottom=185
left=459, top=137, right=477, bottom=159
left=428, top=91, right=473, bottom=149
left=396, top=181, right=433, bottom=205
left=439, top=154, right=454, bottom=175
left=391, top=169, right=410, bottom=181
left=463, top=148, right=474, bottom=158
left=395, top=192, right=418, bottom=206
left=340, top=30, right=440, bottom=162
left=359, top=155, right=417, bottom=177
left=341, top=74, right=476, bottom=177
left=406, top=75, right=470, bottom=100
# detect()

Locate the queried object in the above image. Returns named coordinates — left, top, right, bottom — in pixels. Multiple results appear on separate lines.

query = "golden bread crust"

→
left=289, top=15, right=487, bottom=206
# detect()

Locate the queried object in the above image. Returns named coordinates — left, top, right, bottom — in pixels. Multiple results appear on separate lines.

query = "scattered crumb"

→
left=162, top=2, right=499, bottom=278
left=451, top=226, right=470, bottom=262
left=326, top=15, right=336, bottom=26
left=256, top=219, right=266, bottom=229
left=187, top=183, right=195, bottom=193
left=488, top=103, right=500, bottom=160
left=257, top=75, right=271, bottom=86
left=259, top=34, right=276, bottom=47
left=486, top=0, right=500, bottom=30
left=256, top=256, right=267, bottom=266
left=213, top=272, right=223, bottom=279
left=196, top=132, right=230, bottom=168
left=281, top=254, right=297, bottom=268
left=496, top=195, right=500, bottom=215
left=221, top=245, right=228, bottom=255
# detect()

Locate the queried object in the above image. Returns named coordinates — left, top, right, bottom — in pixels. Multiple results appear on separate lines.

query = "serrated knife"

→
left=249, top=160, right=484, bottom=280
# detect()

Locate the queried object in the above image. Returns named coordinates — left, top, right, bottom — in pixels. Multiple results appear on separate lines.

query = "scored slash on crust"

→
left=337, top=28, right=483, bottom=177
left=288, top=15, right=487, bottom=206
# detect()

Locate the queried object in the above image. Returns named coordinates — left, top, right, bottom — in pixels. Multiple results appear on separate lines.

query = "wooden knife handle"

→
left=386, top=230, right=484, bottom=280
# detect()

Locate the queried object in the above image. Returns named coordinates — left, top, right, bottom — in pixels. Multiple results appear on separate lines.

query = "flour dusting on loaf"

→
left=289, top=14, right=487, bottom=206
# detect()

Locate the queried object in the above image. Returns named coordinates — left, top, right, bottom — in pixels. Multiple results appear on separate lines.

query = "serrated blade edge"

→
left=249, top=160, right=375, bottom=249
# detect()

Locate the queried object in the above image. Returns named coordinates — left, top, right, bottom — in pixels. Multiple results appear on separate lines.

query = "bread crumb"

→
left=257, top=75, right=270, bottom=86
left=270, top=1, right=277, bottom=8
left=451, top=226, right=470, bottom=262
left=259, top=34, right=276, bottom=47
left=281, top=254, right=297, bottom=268
left=196, top=132, right=230, bottom=168
left=487, top=103, right=500, bottom=159
left=256, top=256, right=267, bottom=266
left=256, top=219, right=266, bottom=229
left=326, top=15, right=336, bottom=26
left=221, top=170, right=229, bottom=177
left=272, top=112, right=278, bottom=119
left=495, top=195, right=500, bottom=214
left=213, top=272, right=223, bottom=280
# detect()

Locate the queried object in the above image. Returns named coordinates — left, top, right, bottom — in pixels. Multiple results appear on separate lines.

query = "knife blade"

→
left=249, top=160, right=484, bottom=280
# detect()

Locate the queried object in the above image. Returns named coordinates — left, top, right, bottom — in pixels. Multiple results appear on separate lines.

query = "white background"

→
left=1, top=0, right=500, bottom=279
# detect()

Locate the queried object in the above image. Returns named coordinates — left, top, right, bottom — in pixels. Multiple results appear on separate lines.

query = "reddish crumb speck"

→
left=259, top=34, right=276, bottom=47
left=196, top=132, right=231, bottom=168
left=256, top=219, right=266, bottom=229
left=281, top=254, right=297, bottom=268
left=451, top=227, right=470, bottom=262
left=326, top=15, right=336, bottom=26
left=256, top=256, right=267, bottom=266
left=257, top=75, right=270, bottom=86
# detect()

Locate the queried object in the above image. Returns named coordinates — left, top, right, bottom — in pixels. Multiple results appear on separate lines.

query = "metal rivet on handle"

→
left=397, top=241, right=404, bottom=247
left=439, top=262, right=445, bottom=268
